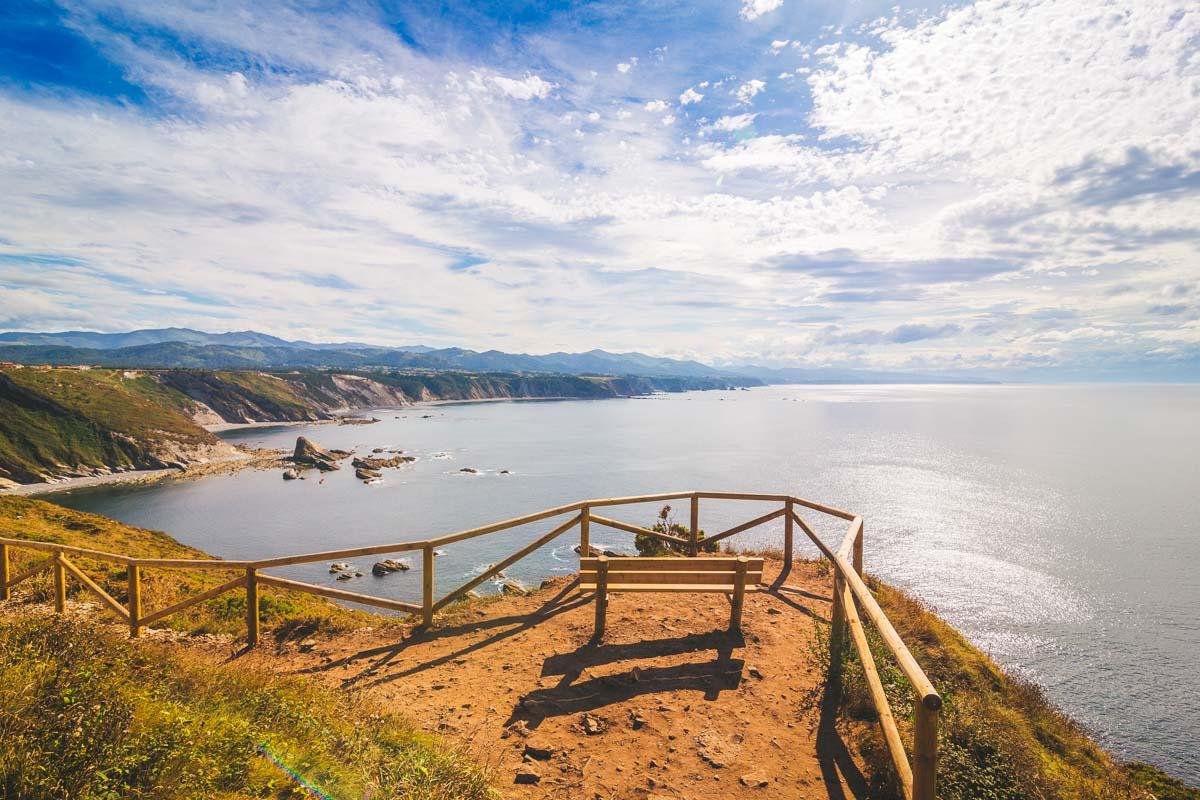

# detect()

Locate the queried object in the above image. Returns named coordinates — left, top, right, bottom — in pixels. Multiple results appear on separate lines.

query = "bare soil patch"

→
left=211, top=558, right=870, bottom=799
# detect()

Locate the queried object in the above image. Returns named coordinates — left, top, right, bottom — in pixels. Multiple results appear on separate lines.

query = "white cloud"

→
left=679, top=87, right=704, bottom=105
left=709, top=113, right=758, bottom=132
left=734, top=79, right=766, bottom=103
left=740, top=0, right=783, bottom=21
left=617, top=56, right=638, bottom=74
left=489, top=73, right=555, bottom=100
left=644, top=99, right=669, bottom=112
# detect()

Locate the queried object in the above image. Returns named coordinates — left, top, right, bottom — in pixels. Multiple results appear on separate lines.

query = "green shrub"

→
left=633, top=504, right=716, bottom=556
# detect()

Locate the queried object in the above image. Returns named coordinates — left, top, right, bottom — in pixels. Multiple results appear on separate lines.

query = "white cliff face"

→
left=187, top=399, right=227, bottom=426
left=327, top=374, right=410, bottom=409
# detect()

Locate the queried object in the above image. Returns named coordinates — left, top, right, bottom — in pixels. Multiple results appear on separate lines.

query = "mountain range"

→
left=0, top=328, right=990, bottom=383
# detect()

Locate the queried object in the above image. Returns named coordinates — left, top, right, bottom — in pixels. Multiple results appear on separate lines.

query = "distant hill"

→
left=0, top=328, right=997, bottom=383
left=0, top=339, right=746, bottom=380
left=0, top=327, right=409, bottom=352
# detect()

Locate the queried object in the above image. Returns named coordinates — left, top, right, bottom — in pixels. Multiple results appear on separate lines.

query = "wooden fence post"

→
left=853, top=521, right=864, bottom=576
left=784, top=499, right=794, bottom=568
left=422, top=544, right=434, bottom=627
left=53, top=553, right=66, bottom=613
left=0, top=543, right=9, bottom=601
left=689, top=494, right=700, bottom=556
left=593, top=556, right=609, bottom=640
left=580, top=505, right=591, bottom=558
left=829, top=573, right=845, bottom=682
left=913, top=701, right=939, bottom=800
left=245, top=568, right=259, bottom=647
left=127, top=564, right=141, bottom=638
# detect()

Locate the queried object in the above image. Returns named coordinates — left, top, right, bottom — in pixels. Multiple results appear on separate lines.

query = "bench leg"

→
left=593, top=559, right=609, bottom=641
left=729, top=557, right=748, bottom=633
left=594, top=591, right=608, bottom=640
left=729, top=585, right=746, bottom=632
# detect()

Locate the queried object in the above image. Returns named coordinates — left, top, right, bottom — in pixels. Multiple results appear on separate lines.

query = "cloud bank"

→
left=0, top=0, right=1197, bottom=379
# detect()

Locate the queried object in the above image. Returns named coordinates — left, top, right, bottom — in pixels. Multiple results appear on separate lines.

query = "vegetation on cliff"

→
left=829, top=573, right=1196, bottom=800
left=0, top=368, right=225, bottom=484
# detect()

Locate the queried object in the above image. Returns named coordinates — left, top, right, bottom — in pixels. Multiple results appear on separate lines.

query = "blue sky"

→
left=1, top=0, right=1198, bottom=378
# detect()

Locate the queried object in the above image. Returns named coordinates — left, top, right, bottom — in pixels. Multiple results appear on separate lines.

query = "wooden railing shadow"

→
left=301, top=580, right=589, bottom=686
left=817, top=677, right=872, bottom=800
left=540, top=629, right=741, bottom=680
left=510, top=641, right=745, bottom=728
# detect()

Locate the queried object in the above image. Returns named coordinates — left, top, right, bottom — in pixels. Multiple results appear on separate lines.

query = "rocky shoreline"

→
left=0, top=450, right=289, bottom=497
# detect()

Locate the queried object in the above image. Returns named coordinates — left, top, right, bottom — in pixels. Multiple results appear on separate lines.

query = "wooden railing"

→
left=0, top=490, right=939, bottom=799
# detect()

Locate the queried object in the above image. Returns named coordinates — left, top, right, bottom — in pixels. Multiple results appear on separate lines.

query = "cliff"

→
left=0, top=365, right=747, bottom=484
left=0, top=368, right=237, bottom=485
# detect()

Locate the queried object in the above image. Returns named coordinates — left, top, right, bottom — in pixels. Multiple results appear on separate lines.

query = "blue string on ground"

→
left=257, top=743, right=337, bottom=799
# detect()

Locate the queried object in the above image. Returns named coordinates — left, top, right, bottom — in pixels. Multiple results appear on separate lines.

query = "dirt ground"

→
left=218, top=558, right=872, bottom=800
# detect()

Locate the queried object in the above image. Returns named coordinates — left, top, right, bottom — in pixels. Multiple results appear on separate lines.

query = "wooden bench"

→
left=580, top=556, right=764, bottom=639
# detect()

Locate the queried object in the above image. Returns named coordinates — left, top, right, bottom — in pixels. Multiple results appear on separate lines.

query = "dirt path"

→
left=220, top=558, right=871, bottom=799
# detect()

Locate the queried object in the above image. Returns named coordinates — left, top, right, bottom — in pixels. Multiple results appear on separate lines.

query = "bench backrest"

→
left=580, top=556, right=764, bottom=589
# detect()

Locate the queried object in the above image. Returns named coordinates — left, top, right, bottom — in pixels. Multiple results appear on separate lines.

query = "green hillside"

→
left=0, top=368, right=216, bottom=484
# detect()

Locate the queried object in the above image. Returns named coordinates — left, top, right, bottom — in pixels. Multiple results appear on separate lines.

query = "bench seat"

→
left=581, top=556, right=763, bottom=638
left=581, top=582, right=763, bottom=593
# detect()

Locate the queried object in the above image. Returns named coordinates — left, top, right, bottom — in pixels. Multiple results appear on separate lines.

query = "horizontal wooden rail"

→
left=697, top=491, right=792, bottom=503
left=586, top=491, right=695, bottom=508
left=252, top=541, right=428, bottom=570
left=841, top=579, right=913, bottom=798
left=1, top=490, right=938, bottom=794
left=132, top=558, right=254, bottom=570
left=788, top=494, right=857, bottom=522
left=428, top=501, right=584, bottom=547
left=0, top=536, right=134, bottom=564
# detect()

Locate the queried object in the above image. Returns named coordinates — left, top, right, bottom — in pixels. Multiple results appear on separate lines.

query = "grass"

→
left=0, top=613, right=494, bottom=800
left=831, top=574, right=1198, bottom=800
left=0, top=497, right=493, bottom=799
left=0, top=496, right=392, bottom=639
